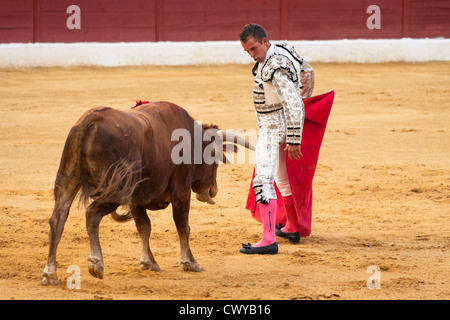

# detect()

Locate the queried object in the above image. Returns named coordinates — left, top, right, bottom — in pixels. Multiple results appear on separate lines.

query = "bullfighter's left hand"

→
left=285, top=144, right=302, bottom=161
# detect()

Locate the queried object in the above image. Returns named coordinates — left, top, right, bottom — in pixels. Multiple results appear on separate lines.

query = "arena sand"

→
left=0, top=63, right=448, bottom=300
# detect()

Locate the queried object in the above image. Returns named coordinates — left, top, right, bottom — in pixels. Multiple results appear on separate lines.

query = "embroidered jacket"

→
left=252, top=43, right=313, bottom=145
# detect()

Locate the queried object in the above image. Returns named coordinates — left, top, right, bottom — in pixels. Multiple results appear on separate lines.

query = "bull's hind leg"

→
left=42, top=181, right=80, bottom=286
left=85, top=201, right=119, bottom=279
left=171, top=190, right=201, bottom=272
left=131, top=206, right=160, bottom=271
left=42, top=125, right=82, bottom=286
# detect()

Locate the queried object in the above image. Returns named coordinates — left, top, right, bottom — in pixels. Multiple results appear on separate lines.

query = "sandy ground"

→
left=0, top=62, right=448, bottom=300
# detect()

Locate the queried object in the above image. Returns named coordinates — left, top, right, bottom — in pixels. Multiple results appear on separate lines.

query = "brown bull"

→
left=42, top=101, right=253, bottom=285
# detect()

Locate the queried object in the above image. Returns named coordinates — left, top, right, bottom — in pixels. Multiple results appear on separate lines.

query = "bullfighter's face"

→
left=241, top=36, right=270, bottom=63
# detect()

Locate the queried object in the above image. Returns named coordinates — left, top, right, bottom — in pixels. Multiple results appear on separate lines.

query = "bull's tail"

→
left=89, top=158, right=145, bottom=223
left=80, top=159, right=143, bottom=222
left=89, top=158, right=145, bottom=206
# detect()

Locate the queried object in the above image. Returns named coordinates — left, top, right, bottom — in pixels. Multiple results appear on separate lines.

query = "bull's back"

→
left=137, top=101, right=195, bottom=135
left=78, top=102, right=195, bottom=167
left=78, top=103, right=195, bottom=204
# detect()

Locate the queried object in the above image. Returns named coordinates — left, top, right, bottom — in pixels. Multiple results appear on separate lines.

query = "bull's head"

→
left=192, top=123, right=255, bottom=205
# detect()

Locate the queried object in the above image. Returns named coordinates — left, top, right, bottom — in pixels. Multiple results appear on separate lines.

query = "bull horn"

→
left=218, top=130, right=255, bottom=151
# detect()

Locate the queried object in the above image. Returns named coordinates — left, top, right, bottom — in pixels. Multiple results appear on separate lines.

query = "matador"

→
left=239, top=24, right=315, bottom=254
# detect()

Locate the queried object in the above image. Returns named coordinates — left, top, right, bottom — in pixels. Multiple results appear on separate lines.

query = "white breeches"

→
left=275, top=142, right=292, bottom=197
left=253, top=109, right=292, bottom=203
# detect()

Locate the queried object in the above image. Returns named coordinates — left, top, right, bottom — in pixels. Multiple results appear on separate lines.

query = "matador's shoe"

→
left=239, top=242, right=278, bottom=255
left=275, top=225, right=300, bottom=243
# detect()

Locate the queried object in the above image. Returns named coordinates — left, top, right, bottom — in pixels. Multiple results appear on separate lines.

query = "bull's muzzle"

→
left=195, top=184, right=218, bottom=205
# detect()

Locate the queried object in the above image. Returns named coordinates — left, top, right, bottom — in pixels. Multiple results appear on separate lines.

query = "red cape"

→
left=245, top=91, right=335, bottom=237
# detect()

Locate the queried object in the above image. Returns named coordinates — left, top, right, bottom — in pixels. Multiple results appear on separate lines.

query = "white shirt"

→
left=263, top=44, right=275, bottom=62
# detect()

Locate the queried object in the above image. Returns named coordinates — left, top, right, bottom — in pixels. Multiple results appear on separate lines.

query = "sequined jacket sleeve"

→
left=272, top=69, right=305, bottom=145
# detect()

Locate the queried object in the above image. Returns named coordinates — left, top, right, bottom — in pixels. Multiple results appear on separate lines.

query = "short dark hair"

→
left=239, top=24, right=267, bottom=43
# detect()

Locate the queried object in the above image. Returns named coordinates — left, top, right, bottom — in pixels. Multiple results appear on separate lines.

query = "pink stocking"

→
left=282, top=195, right=299, bottom=233
left=253, top=199, right=277, bottom=247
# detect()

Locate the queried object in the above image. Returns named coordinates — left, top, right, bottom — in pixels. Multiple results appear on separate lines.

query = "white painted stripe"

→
left=0, top=38, right=448, bottom=67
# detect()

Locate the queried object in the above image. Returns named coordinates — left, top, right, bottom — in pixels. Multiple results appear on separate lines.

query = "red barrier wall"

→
left=1, top=0, right=449, bottom=43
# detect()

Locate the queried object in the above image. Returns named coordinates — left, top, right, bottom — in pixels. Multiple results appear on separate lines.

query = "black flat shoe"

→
left=239, top=242, right=278, bottom=255
left=275, top=225, right=300, bottom=243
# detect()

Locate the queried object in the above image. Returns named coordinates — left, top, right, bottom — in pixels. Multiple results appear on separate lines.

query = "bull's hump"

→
left=144, top=101, right=184, bottom=114
left=93, top=106, right=112, bottom=112
left=133, top=102, right=191, bottom=124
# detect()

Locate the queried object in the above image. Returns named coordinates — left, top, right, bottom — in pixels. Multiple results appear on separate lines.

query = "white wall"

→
left=1, top=38, right=449, bottom=67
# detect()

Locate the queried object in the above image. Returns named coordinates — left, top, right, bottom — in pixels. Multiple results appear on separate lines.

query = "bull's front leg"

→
left=171, top=190, right=201, bottom=272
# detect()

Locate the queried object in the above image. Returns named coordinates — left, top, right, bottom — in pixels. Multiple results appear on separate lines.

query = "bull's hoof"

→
left=88, top=262, right=104, bottom=279
left=41, top=271, right=60, bottom=286
left=88, top=256, right=104, bottom=279
left=181, top=260, right=202, bottom=272
left=140, top=260, right=160, bottom=272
